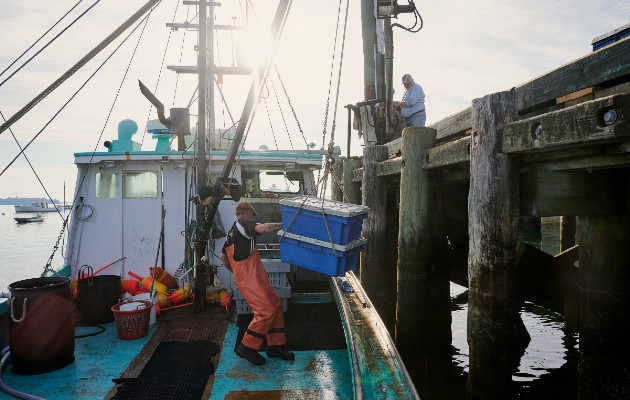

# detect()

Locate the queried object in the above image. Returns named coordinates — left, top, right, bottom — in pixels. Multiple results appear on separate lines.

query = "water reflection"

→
left=445, top=221, right=579, bottom=399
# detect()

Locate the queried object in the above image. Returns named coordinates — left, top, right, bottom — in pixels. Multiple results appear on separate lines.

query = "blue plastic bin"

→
left=278, top=231, right=367, bottom=277
left=280, top=196, right=369, bottom=245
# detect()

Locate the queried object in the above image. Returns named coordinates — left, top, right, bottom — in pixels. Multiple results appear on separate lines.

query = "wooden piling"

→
left=395, top=127, right=452, bottom=360
left=343, top=157, right=362, bottom=205
left=577, top=215, right=630, bottom=399
left=331, top=156, right=345, bottom=202
left=360, top=145, right=393, bottom=329
left=467, top=91, right=530, bottom=399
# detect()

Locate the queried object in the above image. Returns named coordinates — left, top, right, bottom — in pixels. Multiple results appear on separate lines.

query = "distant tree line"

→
left=0, top=197, right=61, bottom=205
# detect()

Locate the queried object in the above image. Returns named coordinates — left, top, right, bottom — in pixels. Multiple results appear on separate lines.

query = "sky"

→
left=0, top=0, right=628, bottom=201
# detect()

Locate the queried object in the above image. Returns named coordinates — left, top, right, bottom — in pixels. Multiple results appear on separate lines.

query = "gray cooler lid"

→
left=279, top=195, right=369, bottom=218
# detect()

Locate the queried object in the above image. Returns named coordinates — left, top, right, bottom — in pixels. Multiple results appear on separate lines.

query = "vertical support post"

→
left=331, top=156, right=346, bottom=202
left=577, top=215, right=630, bottom=398
left=467, top=91, right=530, bottom=399
left=360, top=145, right=392, bottom=328
left=194, top=0, right=209, bottom=313
left=395, top=127, right=451, bottom=362
left=343, top=157, right=362, bottom=205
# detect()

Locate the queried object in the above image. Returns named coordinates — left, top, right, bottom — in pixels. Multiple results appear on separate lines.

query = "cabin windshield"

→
left=258, top=170, right=301, bottom=193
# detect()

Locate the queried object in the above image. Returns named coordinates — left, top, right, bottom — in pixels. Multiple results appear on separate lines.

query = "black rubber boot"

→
left=266, top=345, right=295, bottom=361
left=236, top=343, right=266, bottom=366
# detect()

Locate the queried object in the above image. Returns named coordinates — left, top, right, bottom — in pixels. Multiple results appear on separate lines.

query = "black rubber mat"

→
left=112, top=340, right=219, bottom=400
left=162, top=319, right=221, bottom=342
left=235, top=303, right=347, bottom=351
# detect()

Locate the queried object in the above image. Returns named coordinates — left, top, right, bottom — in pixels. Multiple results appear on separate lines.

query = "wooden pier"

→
left=334, top=36, right=630, bottom=399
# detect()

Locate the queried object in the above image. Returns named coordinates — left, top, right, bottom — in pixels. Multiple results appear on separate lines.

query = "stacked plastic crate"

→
left=278, top=196, right=369, bottom=276
left=234, top=245, right=292, bottom=314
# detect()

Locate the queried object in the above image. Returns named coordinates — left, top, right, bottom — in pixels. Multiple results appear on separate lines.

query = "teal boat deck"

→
left=0, top=322, right=155, bottom=399
left=0, top=276, right=418, bottom=399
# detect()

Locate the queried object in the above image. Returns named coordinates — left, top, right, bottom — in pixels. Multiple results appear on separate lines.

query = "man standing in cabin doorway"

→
left=219, top=201, right=294, bottom=366
left=393, top=73, right=426, bottom=127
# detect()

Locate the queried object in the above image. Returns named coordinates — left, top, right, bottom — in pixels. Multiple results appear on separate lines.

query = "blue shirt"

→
left=400, top=82, right=425, bottom=119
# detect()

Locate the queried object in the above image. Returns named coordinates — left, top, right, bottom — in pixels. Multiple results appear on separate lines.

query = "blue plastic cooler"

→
left=278, top=231, right=367, bottom=276
left=279, top=196, right=369, bottom=245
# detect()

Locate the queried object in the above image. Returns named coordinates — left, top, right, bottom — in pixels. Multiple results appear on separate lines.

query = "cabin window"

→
left=123, top=171, right=158, bottom=198
left=95, top=172, right=120, bottom=198
left=258, top=170, right=301, bottom=194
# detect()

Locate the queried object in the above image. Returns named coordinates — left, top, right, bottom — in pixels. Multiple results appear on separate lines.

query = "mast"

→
left=194, top=0, right=209, bottom=312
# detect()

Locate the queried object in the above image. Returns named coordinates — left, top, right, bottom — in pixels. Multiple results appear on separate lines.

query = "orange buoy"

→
left=127, top=271, right=167, bottom=294
left=167, top=284, right=192, bottom=305
left=121, top=279, right=140, bottom=295
left=149, top=267, right=178, bottom=289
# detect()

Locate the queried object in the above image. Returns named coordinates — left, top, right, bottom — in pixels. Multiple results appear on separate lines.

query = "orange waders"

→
left=225, top=245, right=286, bottom=350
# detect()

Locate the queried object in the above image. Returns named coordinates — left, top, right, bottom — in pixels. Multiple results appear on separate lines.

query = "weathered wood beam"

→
left=520, top=169, right=628, bottom=217
left=375, top=157, right=402, bottom=177
left=429, top=106, right=472, bottom=142
left=515, top=36, right=630, bottom=113
left=468, top=91, right=529, bottom=399
left=504, top=93, right=630, bottom=153
left=385, top=137, right=402, bottom=158
left=396, top=127, right=451, bottom=361
left=342, top=157, right=362, bottom=205
left=425, top=136, right=471, bottom=169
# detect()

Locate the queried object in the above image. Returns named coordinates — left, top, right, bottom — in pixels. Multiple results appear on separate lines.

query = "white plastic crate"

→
left=234, top=286, right=291, bottom=315
left=236, top=298, right=288, bottom=314
left=262, top=260, right=290, bottom=287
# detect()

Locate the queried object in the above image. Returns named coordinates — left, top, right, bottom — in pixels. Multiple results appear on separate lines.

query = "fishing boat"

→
left=13, top=202, right=60, bottom=213
left=0, top=1, right=419, bottom=399
left=13, top=214, right=44, bottom=223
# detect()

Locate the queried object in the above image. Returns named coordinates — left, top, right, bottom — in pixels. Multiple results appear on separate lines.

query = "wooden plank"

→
left=386, top=137, right=402, bottom=158
left=353, top=167, right=363, bottom=182
left=425, top=136, right=471, bottom=169
left=429, top=107, right=472, bottom=141
left=503, top=93, right=630, bottom=153
left=515, top=36, right=630, bottom=113
left=376, top=157, right=402, bottom=176
left=556, top=86, right=600, bottom=104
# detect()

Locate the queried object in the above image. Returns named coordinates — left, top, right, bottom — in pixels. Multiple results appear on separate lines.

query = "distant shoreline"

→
left=0, top=198, right=61, bottom=206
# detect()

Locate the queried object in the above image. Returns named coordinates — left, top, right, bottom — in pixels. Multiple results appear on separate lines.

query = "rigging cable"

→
left=0, top=110, right=64, bottom=220
left=267, top=75, right=294, bottom=150
left=171, top=6, right=194, bottom=106
left=0, top=4, right=161, bottom=178
left=0, top=0, right=102, bottom=88
left=141, top=0, right=181, bottom=145
left=40, top=4, right=163, bottom=278
left=0, top=0, right=85, bottom=79
left=0, top=0, right=163, bottom=136
left=274, top=67, right=308, bottom=148
left=316, top=0, right=349, bottom=195
left=262, top=95, right=279, bottom=150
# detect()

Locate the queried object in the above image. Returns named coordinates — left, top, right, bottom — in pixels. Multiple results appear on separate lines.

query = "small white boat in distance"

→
left=14, top=213, right=44, bottom=223
left=14, top=202, right=60, bottom=213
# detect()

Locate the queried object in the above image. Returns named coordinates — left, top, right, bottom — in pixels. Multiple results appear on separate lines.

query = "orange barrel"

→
left=8, top=277, right=75, bottom=375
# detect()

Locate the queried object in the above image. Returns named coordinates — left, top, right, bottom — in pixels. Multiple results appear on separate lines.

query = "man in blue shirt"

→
left=393, top=73, right=426, bottom=127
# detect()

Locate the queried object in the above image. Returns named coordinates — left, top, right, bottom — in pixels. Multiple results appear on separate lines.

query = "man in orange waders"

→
left=219, top=201, right=294, bottom=366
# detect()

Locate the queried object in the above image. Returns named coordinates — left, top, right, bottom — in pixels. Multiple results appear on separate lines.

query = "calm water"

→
left=0, top=205, right=578, bottom=398
left=0, top=205, right=68, bottom=292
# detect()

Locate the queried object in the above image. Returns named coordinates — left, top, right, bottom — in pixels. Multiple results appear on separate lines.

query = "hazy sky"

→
left=0, top=0, right=628, bottom=200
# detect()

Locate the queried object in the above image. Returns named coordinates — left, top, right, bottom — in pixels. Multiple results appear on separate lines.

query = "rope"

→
left=0, top=0, right=163, bottom=136
left=0, top=0, right=85, bottom=78
left=10, top=298, right=27, bottom=323
left=0, top=0, right=100, bottom=88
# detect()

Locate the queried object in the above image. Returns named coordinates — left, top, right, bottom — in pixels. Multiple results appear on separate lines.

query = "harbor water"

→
left=0, top=205, right=578, bottom=398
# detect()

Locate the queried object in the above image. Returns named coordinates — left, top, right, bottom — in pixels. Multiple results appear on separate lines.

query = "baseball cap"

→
left=236, top=201, right=258, bottom=215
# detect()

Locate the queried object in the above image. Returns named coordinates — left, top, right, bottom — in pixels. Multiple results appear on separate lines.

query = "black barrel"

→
left=8, top=277, right=75, bottom=375
left=77, top=275, right=121, bottom=325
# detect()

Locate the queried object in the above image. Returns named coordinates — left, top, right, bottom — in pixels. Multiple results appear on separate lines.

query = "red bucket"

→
left=111, top=300, right=151, bottom=340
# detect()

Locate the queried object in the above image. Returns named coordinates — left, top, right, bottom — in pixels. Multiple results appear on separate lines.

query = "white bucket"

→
left=133, top=293, right=156, bottom=325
